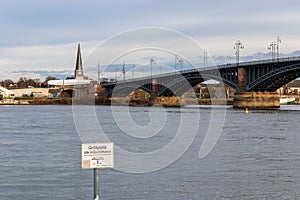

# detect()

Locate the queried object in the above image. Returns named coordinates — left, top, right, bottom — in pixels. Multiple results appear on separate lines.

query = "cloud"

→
left=1, top=0, right=300, bottom=48
left=1, top=0, right=300, bottom=81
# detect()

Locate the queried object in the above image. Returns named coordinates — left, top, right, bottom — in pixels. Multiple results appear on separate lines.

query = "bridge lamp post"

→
left=277, top=36, right=282, bottom=59
left=175, top=56, right=178, bottom=71
left=234, top=40, right=244, bottom=64
left=175, top=56, right=184, bottom=71
left=122, top=61, right=126, bottom=81
left=150, top=58, right=156, bottom=78
left=268, top=42, right=277, bottom=60
left=97, top=61, right=100, bottom=82
left=204, top=50, right=208, bottom=67
left=132, top=64, right=135, bottom=79
left=178, top=58, right=184, bottom=71
left=159, top=64, right=162, bottom=74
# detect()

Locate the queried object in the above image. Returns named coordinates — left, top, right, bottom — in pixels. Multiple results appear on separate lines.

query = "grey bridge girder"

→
left=109, top=82, right=152, bottom=97
left=157, top=72, right=236, bottom=96
left=246, top=63, right=300, bottom=92
left=105, top=69, right=237, bottom=97
left=102, top=56, right=300, bottom=97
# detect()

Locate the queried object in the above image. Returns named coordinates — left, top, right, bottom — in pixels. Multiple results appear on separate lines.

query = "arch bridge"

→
left=101, top=56, right=300, bottom=97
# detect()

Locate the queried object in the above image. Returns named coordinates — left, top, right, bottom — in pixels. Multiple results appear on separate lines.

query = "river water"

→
left=0, top=105, right=299, bottom=200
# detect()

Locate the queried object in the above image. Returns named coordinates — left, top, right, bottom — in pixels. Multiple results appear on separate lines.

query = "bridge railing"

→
left=216, top=56, right=300, bottom=69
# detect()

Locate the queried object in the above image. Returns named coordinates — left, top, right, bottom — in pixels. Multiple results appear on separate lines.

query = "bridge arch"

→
left=110, top=83, right=152, bottom=97
left=101, top=56, right=300, bottom=97
left=246, top=63, right=300, bottom=92
left=157, top=73, right=236, bottom=96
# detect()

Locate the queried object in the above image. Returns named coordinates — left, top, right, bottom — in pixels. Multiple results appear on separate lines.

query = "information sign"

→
left=82, top=143, right=114, bottom=169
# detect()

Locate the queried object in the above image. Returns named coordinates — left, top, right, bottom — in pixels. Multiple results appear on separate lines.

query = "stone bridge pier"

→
left=233, top=67, right=280, bottom=109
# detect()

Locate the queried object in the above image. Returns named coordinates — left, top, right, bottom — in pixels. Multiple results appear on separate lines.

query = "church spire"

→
left=75, top=43, right=84, bottom=79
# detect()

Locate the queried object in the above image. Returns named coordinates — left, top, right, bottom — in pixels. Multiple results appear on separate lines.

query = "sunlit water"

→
left=0, top=105, right=299, bottom=200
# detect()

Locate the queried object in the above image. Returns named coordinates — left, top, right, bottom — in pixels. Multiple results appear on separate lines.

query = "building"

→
left=278, top=79, right=300, bottom=95
left=48, top=43, right=96, bottom=97
left=287, top=80, right=300, bottom=94
left=48, top=43, right=94, bottom=87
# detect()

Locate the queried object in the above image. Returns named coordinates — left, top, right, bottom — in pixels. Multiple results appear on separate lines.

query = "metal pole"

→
left=94, top=168, right=99, bottom=200
left=268, top=42, right=276, bottom=60
left=132, top=64, right=135, bottom=79
left=150, top=58, right=155, bottom=78
left=151, top=61, right=152, bottom=78
left=277, top=36, right=281, bottom=59
left=98, top=61, right=100, bottom=82
left=179, top=59, right=183, bottom=71
left=204, top=50, right=207, bottom=67
left=234, top=40, right=244, bottom=64
left=122, top=61, right=125, bottom=81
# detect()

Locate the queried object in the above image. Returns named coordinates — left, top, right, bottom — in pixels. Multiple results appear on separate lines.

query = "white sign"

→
left=82, top=143, right=114, bottom=169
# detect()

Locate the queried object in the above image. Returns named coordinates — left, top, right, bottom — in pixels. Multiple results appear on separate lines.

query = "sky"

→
left=1, top=0, right=300, bottom=81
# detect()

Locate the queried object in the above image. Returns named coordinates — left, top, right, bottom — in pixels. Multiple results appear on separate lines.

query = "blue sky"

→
left=1, top=0, right=300, bottom=81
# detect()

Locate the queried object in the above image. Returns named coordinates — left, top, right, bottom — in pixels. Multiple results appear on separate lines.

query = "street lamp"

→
left=174, top=55, right=178, bottom=71
left=277, top=36, right=282, bottom=59
left=178, top=58, right=184, bottom=71
left=268, top=42, right=277, bottom=60
left=122, top=61, right=126, bottom=80
left=234, top=40, right=244, bottom=64
left=175, top=56, right=184, bottom=71
left=97, top=61, right=100, bottom=83
left=132, top=64, right=135, bottom=79
left=150, top=58, right=156, bottom=78
left=203, top=49, right=208, bottom=67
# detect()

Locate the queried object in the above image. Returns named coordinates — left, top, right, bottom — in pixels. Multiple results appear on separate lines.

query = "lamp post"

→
left=97, top=61, right=100, bottom=82
left=277, top=36, right=282, bottom=59
left=175, top=56, right=184, bottom=71
left=132, top=64, right=135, bottom=79
left=150, top=58, right=155, bottom=78
left=268, top=42, right=277, bottom=60
left=178, top=58, right=183, bottom=71
left=122, top=61, right=125, bottom=80
left=234, top=40, right=244, bottom=64
left=203, top=50, right=207, bottom=67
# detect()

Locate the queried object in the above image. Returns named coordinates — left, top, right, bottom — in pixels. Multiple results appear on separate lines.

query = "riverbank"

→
left=1, top=95, right=299, bottom=106
left=1, top=98, right=70, bottom=105
left=0, top=97, right=233, bottom=106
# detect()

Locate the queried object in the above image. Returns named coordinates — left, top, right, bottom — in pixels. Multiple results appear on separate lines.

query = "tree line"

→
left=0, top=76, right=58, bottom=88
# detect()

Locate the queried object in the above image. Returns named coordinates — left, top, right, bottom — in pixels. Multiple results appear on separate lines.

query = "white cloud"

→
left=1, top=0, right=300, bottom=81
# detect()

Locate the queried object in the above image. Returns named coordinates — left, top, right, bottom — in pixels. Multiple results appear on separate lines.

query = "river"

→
left=0, top=105, right=299, bottom=199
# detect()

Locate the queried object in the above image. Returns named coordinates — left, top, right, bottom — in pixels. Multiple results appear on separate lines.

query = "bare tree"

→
left=0, top=79, right=15, bottom=88
left=41, top=76, right=58, bottom=87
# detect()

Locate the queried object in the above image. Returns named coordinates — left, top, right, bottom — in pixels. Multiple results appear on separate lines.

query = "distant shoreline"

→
left=1, top=95, right=300, bottom=106
left=1, top=97, right=233, bottom=106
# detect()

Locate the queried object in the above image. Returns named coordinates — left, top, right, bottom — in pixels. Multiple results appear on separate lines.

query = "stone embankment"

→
left=1, top=94, right=299, bottom=107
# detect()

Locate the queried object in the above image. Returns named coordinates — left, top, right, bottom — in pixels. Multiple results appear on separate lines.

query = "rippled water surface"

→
left=0, top=105, right=299, bottom=199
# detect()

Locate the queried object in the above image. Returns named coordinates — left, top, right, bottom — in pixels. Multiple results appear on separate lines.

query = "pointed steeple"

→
left=75, top=43, right=84, bottom=80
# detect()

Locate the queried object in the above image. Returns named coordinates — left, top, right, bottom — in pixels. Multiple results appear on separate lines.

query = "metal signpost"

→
left=82, top=143, right=114, bottom=200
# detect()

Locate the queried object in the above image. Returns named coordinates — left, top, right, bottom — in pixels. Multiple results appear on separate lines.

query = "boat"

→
left=280, top=97, right=296, bottom=105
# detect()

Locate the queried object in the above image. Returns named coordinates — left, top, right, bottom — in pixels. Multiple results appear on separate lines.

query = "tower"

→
left=74, top=43, right=84, bottom=80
